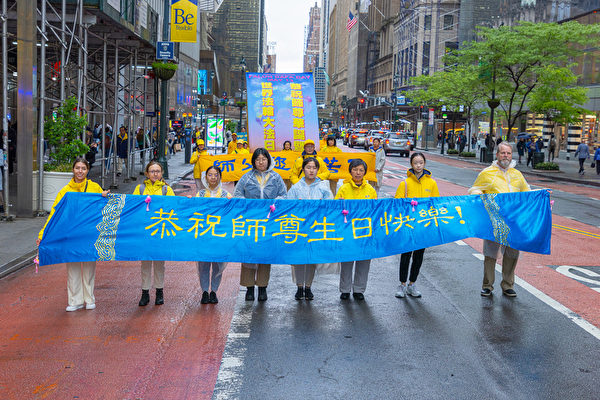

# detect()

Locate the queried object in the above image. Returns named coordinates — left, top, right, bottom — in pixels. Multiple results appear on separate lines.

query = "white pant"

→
left=117, top=157, right=127, bottom=173
left=141, top=260, right=165, bottom=290
left=67, top=261, right=96, bottom=306
left=339, top=260, right=371, bottom=293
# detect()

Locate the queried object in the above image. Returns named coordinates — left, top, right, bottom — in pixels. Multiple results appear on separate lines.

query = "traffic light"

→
left=359, top=98, right=365, bottom=104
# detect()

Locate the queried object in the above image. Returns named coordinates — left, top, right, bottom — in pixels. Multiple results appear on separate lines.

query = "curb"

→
left=0, top=250, right=37, bottom=279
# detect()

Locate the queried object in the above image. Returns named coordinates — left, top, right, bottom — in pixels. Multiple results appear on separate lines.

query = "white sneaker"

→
left=395, top=285, right=407, bottom=298
left=66, top=304, right=84, bottom=312
left=407, top=284, right=422, bottom=298
left=85, top=303, right=96, bottom=310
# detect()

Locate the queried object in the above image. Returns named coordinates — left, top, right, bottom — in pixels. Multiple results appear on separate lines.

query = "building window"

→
left=422, top=41, right=430, bottom=75
left=444, top=15, right=453, bottom=30
left=424, top=15, right=431, bottom=30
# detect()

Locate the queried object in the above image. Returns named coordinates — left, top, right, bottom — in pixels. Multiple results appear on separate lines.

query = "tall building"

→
left=211, top=0, right=267, bottom=95
left=265, top=42, right=277, bottom=73
left=304, top=3, right=321, bottom=72
left=314, top=67, right=327, bottom=105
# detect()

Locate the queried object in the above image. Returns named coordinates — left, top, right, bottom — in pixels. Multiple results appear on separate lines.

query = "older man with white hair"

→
left=468, top=142, right=530, bottom=297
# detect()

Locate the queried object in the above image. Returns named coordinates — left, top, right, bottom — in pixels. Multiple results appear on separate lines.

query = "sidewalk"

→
left=418, top=146, right=600, bottom=188
left=0, top=149, right=195, bottom=278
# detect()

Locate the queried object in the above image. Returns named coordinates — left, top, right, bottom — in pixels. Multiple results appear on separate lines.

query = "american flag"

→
left=346, top=11, right=358, bottom=32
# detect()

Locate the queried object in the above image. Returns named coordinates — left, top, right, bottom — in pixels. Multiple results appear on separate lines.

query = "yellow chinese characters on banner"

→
left=195, top=152, right=376, bottom=183
left=291, top=83, right=305, bottom=151
left=262, top=82, right=275, bottom=151
left=171, top=0, right=197, bottom=43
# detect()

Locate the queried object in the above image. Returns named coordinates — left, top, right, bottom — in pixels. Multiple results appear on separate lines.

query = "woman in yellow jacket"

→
left=290, top=139, right=330, bottom=185
left=233, top=139, right=250, bottom=154
left=133, top=161, right=175, bottom=306
left=189, top=139, right=208, bottom=192
left=394, top=152, right=439, bottom=299
left=335, top=159, right=377, bottom=301
left=320, top=135, right=342, bottom=195
left=37, top=157, right=109, bottom=312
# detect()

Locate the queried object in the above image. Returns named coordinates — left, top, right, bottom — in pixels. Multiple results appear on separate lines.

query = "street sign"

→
left=398, top=95, right=405, bottom=105
left=156, top=41, right=175, bottom=60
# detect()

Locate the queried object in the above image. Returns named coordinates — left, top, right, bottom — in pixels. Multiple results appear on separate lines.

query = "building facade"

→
left=304, top=3, right=322, bottom=72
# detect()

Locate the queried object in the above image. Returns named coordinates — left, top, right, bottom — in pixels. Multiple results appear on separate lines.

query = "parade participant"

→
left=243, top=141, right=250, bottom=151
left=37, top=157, right=109, bottom=312
left=368, top=137, right=386, bottom=194
left=228, top=133, right=238, bottom=154
left=320, top=135, right=342, bottom=195
left=282, top=141, right=293, bottom=151
left=234, top=139, right=249, bottom=154
left=189, top=139, right=209, bottom=192
left=286, top=157, right=333, bottom=300
left=133, top=161, right=175, bottom=306
left=289, top=139, right=330, bottom=186
left=335, top=159, right=377, bottom=301
left=196, top=166, right=231, bottom=304
left=469, top=142, right=530, bottom=297
left=234, top=148, right=287, bottom=302
left=394, top=152, right=439, bottom=299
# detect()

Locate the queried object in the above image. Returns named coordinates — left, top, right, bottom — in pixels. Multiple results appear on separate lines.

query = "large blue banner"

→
left=38, top=191, right=552, bottom=266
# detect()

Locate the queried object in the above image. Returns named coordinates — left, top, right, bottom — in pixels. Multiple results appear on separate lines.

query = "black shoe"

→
left=353, top=292, right=365, bottom=301
left=304, top=287, right=314, bottom=300
left=209, top=291, right=218, bottom=304
left=295, top=287, right=304, bottom=300
left=257, top=286, right=268, bottom=301
left=480, top=288, right=492, bottom=297
left=201, top=291, right=210, bottom=304
left=138, top=289, right=150, bottom=306
left=245, top=286, right=255, bottom=301
left=340, top=292, right=350, bottom=300
left=155, top=288, right=164, bottom=305
left=503, top=289, right=517, bottom=297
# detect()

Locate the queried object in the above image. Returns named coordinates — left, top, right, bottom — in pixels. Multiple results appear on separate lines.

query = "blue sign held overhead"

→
left=156, top=41, right=175, bottom=60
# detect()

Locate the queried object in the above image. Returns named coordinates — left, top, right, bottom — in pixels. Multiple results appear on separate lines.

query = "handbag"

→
left=592, top=162, right=596, bottom=168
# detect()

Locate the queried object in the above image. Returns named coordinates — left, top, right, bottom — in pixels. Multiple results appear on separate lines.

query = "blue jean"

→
left=197, top=262, right=226, bottom=292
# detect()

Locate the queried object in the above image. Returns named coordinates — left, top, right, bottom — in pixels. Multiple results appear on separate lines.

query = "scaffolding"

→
left=1, top=0, right=160, bottom=217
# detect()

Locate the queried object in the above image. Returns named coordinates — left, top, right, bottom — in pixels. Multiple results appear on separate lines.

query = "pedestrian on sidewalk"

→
left=116, top=126, right=129, bottom=176
left=516, top=138, right=526, bottom=164
left=133, top=161, right=175, bottom=307
left=321, top=135, right=342, bottom=195
left=468, top=142, right=530, bottom=297
left=394, top=152, right=439, bottom=299
left=548, top=134, right=557, bottom=162
left=287, top=157, right=333, bottom=301
left=189, top=139, right=209, bottom=192
left=593, top=146, right=600, bottom=175
left=368, top=137, right=386, bottom=195
left=234, top=148, right=287, bottom=302
left=195, top=166, right=231, bottom=304
left=526, top=138, right=536, bottom=167
left=335, top=159, right=377, bottom=301
left=574, top=141, right=590, bottom=176
left=37, top=157, right=109, bottom=312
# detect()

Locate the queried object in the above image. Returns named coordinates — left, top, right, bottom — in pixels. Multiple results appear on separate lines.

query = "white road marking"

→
left=471, top=253, right=600, bottom=341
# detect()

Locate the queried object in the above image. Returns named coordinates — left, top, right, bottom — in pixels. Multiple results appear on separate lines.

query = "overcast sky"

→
left=265, top=0, right=319, bottom=73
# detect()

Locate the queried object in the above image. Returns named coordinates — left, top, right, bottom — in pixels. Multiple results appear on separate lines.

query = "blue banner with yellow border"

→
left=38, top=191, right=552, bottom=266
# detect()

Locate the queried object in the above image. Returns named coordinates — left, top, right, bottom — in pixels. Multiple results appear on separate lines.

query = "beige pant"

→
left=482, top=240, right=519, bottom=291
left=141, top=260, right=165, bottom=290
left=240, top=263, right=271, bottom=287
left=67, top=261, right=96, bottom=306
left=292, top=264, right=316, bottom=286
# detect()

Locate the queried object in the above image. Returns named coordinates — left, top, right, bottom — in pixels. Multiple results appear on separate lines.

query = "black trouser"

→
left=579, top=158, right=585, bottom=173
left=399, top=249, right=425, bottom=283
left=548, top=148, right=555, bottom=162
left=596, top=162, right=600, bottom=175
left=526, top=152, right=534, bottom=166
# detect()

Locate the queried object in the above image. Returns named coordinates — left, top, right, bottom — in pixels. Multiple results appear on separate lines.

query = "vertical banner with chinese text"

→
left=246, top=73, right=319, bottom=152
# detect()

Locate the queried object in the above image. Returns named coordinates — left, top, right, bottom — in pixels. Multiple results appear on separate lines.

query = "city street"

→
left=0, top=142, right=599, bottom=399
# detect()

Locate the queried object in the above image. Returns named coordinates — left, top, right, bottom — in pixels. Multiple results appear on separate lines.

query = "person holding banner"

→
left=287, top=157, right=334, bottom=300
left=37, top=157, right=109, bottom=312
left=369, top=138, right=386, bottom=194
left=189, top=139, right=209, bottom=192
left=233, top=139, right=249, bottom=154
left=196, top=166, right=231, bottom=304
left=228, top=133, right=238, bottom=154
left=468, top=142, right=530, bottom=297
left=394, top=152, right=439, bottom=299
left=133, top=161, right=175, bottom=306
left=290, top=140, right=330, bottom=186
left=282, top=141, right=293, bottom=151
left=320, top=135, right=342, bottom=195
left=335, top=159, right=377, bottom=301
left=234, top=148, right=287, bottom=302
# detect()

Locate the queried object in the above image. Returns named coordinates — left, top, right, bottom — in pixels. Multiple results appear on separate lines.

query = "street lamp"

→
left=238, top=57, right=246, bottom=132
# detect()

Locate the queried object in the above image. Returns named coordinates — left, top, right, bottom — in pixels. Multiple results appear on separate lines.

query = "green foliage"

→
left=533, top=162, right=560, bottom=170
left=151, top=61, right=178, bottom=71
left=226, top=120, right=238, bottom=133
left=447, top=149, right=459, bottom=154
left=235, top=101, right=247, bottom=108
left=460, top=151, right=476, bottom=157
left=44, top=97, right=89, bottom=172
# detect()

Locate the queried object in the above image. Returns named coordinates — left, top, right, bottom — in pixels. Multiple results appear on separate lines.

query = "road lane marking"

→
left=553, top=224, right=600, bottom=239
left=471, top=253, right=600, bottom=340
left=556, top=266, right=600, bottom=286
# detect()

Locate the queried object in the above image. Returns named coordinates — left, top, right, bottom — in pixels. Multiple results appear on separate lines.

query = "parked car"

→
left=348, top=129, right=369, bottom=148
left=343, top=129, right=354, bottom=145
left=364, top=130, right=389, bottom=150
left=383, top=131, right=411, bottom=156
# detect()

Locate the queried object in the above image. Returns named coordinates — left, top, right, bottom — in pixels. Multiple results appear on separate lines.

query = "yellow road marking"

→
left=553, top=224, right=600, bottom=239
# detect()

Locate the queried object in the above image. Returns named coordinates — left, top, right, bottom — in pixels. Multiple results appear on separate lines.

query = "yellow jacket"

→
left=335, top=179, right=377, bottom=199
left=395, top=169, right=440, bottom=198
left=234, top=148, right=250, bottom=154
left=39, top=178, right=103, bottom=239
left=133, top=179, right=175, bottom=196
left=320, top=146, right=342, bottom=153
left=227, top=141, right=237, bottom=154
left=290, top=154, right=330, bottom=184
left=319, top=139, right=327, bottom=149
left=189, top=149, right=208, bottom=179
left=468, top=161, right=530, bottom=194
